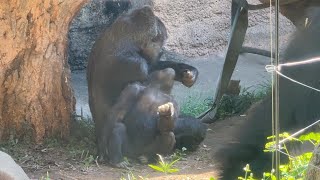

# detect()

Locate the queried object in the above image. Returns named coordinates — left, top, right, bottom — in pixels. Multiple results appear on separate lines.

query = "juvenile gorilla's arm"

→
left=150, top=61, right=199, bottom=87
left=110, top=83, right=145, bottom=123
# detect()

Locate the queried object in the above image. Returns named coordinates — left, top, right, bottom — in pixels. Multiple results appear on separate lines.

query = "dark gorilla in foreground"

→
left=216, top=12, right=320, bottom=179
left=108, top=68, right=207, bottom=166
left=87, top=6, right=206, bottom=166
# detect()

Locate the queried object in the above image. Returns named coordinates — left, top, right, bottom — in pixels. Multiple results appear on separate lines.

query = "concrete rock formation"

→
left=0, top=151, right=29, bottom=180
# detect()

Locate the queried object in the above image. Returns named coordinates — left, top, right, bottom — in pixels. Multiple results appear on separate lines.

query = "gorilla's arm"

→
left=115, top=50, right=150, bottom=85
left=150, top=61, right=199, bottom=87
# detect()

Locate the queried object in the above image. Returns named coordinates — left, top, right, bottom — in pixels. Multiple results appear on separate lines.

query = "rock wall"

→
left=68, top=0, right=132, bottom=71
left=68, top=0, right=155, bottom=71
left=153, top=0, right=294, bottom=57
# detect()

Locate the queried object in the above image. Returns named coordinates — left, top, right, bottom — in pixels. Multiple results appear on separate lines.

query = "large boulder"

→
left=0, top=151, right=29, bottom=180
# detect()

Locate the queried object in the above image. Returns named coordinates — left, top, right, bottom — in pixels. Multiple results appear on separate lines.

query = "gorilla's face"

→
left=114, top=6, right=168, bottom=64
left=141, top=40, right=164, bottom=64
left=141, top=17, right=168, bottom=64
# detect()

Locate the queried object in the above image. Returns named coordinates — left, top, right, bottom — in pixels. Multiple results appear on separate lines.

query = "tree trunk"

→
left=305, top=145, right=320, bottom=179
left=0, top=0, right=87, bottom=143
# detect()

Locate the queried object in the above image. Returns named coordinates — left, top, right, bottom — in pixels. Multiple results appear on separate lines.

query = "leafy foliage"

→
left=171, top=147, right=187, bottom=161
left=148, top=154, right=180, bottom=174
left=238, top=131, right=319, bottom=179
left=215, top=85, right=270, bottom=119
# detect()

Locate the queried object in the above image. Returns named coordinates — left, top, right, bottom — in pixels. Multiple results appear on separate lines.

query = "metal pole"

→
left=274, top=0, right=280, bottom=179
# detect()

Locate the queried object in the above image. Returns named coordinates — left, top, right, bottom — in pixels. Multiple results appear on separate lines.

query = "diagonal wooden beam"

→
left=249, top=0, right=301, bottom=10
left=200, top=0, right=248, bottom=123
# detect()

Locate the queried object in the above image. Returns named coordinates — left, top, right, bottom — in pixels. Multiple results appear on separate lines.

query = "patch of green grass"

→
left=180, top=82, right=271, bottom=119
left=180, top=95, right=212, bottom=117
left=216, top=83, right=271, bottom=119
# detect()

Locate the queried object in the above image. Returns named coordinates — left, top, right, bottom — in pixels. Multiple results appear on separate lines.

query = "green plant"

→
left=148, top=154, right=180, bottom=174
left=171, top=147, right=187, bottom=161
left=264, top=132, right=317, bottom=179
left=238, top=164, right=256, bottom=180
left=299, top=132, right=320, bottom=145
left=238, top=132, right=319, bottom=179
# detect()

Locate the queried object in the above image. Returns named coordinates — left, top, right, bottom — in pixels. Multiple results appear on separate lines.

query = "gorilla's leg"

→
left=91, top=83, right=144, bottom=163
left=109, top=83, right=145, bottom=123
left=157, top=102, right=175, bottom=133
left=174, top=117, right=208, bottom=151
left=134, top=102, right=177, bottom=164
left=151, top=102, right=176, bottom=155
left=216, top=12, right=320, bottom=179
left=108, top=122, right=130, bottom=168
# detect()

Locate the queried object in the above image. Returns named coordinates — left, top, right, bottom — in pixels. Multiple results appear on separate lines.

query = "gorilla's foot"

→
left=157, top=102, right=174, bottom=117
left=138, top=155, right=149, bottom=164
left=111, top=160, right=131, bottom=169
left=157, top=102, right=175, bottom=132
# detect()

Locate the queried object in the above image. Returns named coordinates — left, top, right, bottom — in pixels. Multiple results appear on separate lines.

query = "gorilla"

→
left=108, top=68, right=206, bottom=166
left=216, top=10, right=320, bottom=179
left=87, top=6, right=206, bottom=166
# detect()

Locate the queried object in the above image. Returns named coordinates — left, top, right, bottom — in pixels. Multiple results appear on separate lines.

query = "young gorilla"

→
left=87, top=6, right=202, bottom=165
left=108, top=68, right=177, bottom=166
left=108, top=68, right=207, bottom=167
left=216, top=10, right=320, bottom=180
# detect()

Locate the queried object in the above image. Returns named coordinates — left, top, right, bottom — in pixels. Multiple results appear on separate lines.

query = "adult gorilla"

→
left=216, top=10, right=320, bottom=180
left=87, top=6, right=206, bottom=166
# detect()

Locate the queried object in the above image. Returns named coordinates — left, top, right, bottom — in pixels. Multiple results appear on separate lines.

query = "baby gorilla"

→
left=107, top=68, right=180, bottom=167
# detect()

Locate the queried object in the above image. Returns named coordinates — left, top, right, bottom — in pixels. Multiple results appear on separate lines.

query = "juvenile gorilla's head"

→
left=111, top=6, right=168, bottom=64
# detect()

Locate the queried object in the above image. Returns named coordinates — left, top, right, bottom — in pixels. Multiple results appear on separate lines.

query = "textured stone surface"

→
left=68, top=0, right=132, bottom=71
left=153, top=0, right=294, bottom=57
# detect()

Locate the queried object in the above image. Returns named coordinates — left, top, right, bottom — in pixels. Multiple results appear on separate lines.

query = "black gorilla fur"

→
left=216, top=11, right=320, bottom=180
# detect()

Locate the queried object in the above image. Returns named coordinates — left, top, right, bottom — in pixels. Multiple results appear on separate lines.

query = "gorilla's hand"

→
left=181, top=68, right=198, bottom=87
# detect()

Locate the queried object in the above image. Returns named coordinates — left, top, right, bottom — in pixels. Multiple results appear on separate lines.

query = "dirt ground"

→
left=2, top=116, right=246, bottom=180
